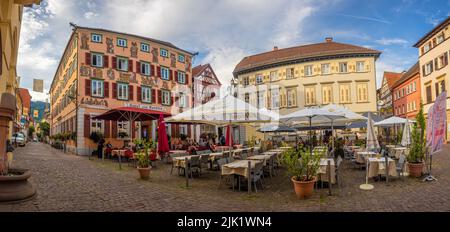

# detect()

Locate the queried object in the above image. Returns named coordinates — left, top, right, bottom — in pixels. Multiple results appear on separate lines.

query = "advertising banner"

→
left=431, top=91, right=447, bottom=154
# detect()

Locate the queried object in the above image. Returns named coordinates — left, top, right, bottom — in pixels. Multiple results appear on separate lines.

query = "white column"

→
left=151, top=120, right=156, bottom=141
left=195, top=125, right=201, bottom=142
left=76, top=107, right=87, bottom=156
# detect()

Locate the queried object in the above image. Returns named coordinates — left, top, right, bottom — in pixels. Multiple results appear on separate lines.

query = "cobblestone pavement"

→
left=1, top=142, right=450, bottom=212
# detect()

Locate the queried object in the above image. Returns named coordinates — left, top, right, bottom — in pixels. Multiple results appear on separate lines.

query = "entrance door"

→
left=141, top=125, right=149, bottom=140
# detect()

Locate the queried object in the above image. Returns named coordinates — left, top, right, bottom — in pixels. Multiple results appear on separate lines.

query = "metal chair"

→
left=199, top=154, right=210, bottom=172
left=396, top=154, right=406, bottom=180
left=189, top=156, right=201, bottom=178
left=217, top=158, right=231, bottom=189
left=250, top=161, right=265, bottom=192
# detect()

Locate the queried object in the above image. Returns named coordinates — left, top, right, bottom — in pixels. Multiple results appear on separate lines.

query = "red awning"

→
left=93, top=107, right=171, bottom=121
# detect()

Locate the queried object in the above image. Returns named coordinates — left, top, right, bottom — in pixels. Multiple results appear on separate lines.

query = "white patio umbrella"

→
left=280, top=108, right=345, bottom=156
left=366, top=113, right=380, bottom=152
left=401, top=119, right=412, bottom=147
left=374, top=116, right=415, bottom=127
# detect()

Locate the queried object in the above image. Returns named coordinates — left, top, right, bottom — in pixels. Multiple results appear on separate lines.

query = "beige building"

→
left=233, top=38, right=381, bottom=142
left=414, top=16, right=450, bottom=140
left=1, top=0, right=41, bottom=140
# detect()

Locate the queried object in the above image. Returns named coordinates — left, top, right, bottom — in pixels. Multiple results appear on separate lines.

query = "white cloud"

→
left=84, top=12, right=98, bottom=19
left=375, top=38, right=409, bottom=46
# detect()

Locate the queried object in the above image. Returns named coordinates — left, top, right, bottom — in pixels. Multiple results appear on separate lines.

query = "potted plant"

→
left=134, top=139, right=152, bottom=179
left=407, top=103, right=426, bottom=177
left=281, top=148, right=323, bottom=199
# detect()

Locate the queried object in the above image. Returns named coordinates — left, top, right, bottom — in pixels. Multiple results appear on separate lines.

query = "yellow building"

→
left=233, top=38, right=381, bottom=142
left=1, top=0, right=41, bottom=140
left=414, top=16, right=450, bottom=140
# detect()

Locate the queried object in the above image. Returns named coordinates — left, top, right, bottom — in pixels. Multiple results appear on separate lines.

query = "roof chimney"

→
left=325, top=37, right=333, bottom=43
left=273, top=46, right=278, bottom=51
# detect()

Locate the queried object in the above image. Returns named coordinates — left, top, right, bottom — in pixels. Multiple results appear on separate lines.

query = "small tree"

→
left=281, top=148, right=323, bottom=182
left=39, top=121, right=50, bottom=137
left=28, top=126, right=35, bottom=138
left=408, top=103, right=426, bottom=163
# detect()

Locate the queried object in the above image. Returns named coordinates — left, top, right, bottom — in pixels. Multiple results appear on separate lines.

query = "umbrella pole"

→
left=309, top=117, right=312, bottom=157
left=331, top=119, right=335, bottom=154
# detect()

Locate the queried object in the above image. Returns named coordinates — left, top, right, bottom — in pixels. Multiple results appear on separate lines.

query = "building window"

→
left=180, top=125, right=188, bottom=135
left=413, top=81, right=416, bottom=91
left=178, top=54, right=185, bottom=63
left=142, top=86, right=152, bottom=103
left=160, top=67, right=170, bottom=80
left=322, top=85, right=332, bottom=104
left=91, top=79, right=104, bottom=97
left=339, top=84, right=351, bottom=103
left=270, top=71, right=278, bottom=82
left=177, top=72, right=186, bottom=84
left=141, top=62, right=151, bottom=76
left=256, top=74, right=263, bottom=84
left=424, top=62, right=433, bottom=76
left=271, top=89, right=279, bottom=109
left=305, top=86, right=316, bottom=106
left=178, top=92, right=186, bottom=108
left=305, top=65, right=313, bottom=77
left=91, top=53, right=103, bottom=67
left=117, top=121, right=129, bottom=138
left=162, top=90, right=171, bottom=105
left=257, top=91, right=265, bottom=108
left=438, top=52, right=449, bottom=69
left=321, top=64, right=330, bottom=75
left=140, top=43, right=150, bottom=52
left=117, top=57, right=128, bottom=71
left=286, top=68, right=294, bottom=79
left=339, top=62, right=348, bottom=73
left=356, top=61, right=365, bottom=72
left=436, top=80, right=446, bottom=97
left=117, top=38, right=127, bottom=47
left=437, top=34, right=445, bottom=44
left=423, top=43, right=431, bottom=53
left=91, top=119, right=103, bottom=133
left=244, top=93, right=250, bottom=103
left=287, top=88, right=297, bottom=107
left=243, top=76, right=249, bottom=86
left=91, top=34, right=102, bottom=43
left=117, top=83, right=129, bottom=100
left=160, top=48, right=168, bottom=57
left=356, top=83, right=368, bottom=102
left=426, top=85, right=432, bottom=103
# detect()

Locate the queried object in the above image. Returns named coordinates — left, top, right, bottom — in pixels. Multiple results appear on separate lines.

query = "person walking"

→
left=97, top=137, right=105, bottom=159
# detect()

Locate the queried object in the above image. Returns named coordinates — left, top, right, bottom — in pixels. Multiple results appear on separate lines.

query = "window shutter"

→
left=422, top=65, right=426, bottom=76
left=433, top=38, right=437, bottom=47
left=169, top=70, right=173, bottom=81
left=171, top=93, right=174, bottom=106
left=435, top=83, right=439, bottom=97
left=435, top=58, right=439, bottom=69
left=104, top=120, right=110, bottom=138
left=151, top=65, right=155, bottom=76
left=187, top=125, right=191, bottom=138
left=185, top=74, right=189, bottom=85
left=104, top=81, right=109, bottom=98
left=158, top=90, right=162, bottom=104
left=152, top=89, right=156, bottom=103
left=132, top=122, right=136, bottom=139
left=84, top=115, right=90, bottom=137
left=112, top=121, right=117, bottom=138
left=157, top=66, right=161, bottom=78
left=112, top=83, right=117, bottom=99
left=136, top=61, right=141, bottom=74
left=175, top=71, right=178, bottom=83
left=421, top=47, right=425, bottom=54
left=175, top=96, right=179, bottom=107
left=85, top=79, right=91, bottom=96
left=103, top=55, right=109, bottom=68
left=137, top=86, right=142, bottom=101
left=129, top=85, right=134, bottom=101
left=431, top=62, right=434, bottom=72
left=128, top=60, right=133, bottom=72
left=85, top=52, right=91, bottom=65
left=112, top=56, right=117, bottom=69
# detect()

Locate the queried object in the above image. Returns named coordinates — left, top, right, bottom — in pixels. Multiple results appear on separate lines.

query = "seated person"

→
left=207, top=141, right=217, bottom=152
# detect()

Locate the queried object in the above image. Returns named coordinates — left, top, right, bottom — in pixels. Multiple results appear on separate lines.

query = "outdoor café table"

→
left=318, top=158, right=336, bottom=184
left=169, top=150, right=187, bottom=155
left=172, top=155, right=199, bottom=168
left=356, top=151, right=377, bottom=163
left=347, top=146, right=360, bottom=150
left=247, top=154, right=272, bottom=166
left=367, top=157, right=397, bottom=178
left=111, top=149, right=126, bottom=157
left=278, top=147, right=292, bottom=150
left=208, top=152, right=224, bottom=169
left=221, top=160, right=263, bottom=179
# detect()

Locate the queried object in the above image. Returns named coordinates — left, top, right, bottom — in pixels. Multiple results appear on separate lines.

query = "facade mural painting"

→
left=106, top=37, right=114, bottom=54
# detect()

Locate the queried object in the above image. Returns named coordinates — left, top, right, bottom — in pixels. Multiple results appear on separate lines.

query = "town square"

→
left=1, top=0, right=450, bottom=213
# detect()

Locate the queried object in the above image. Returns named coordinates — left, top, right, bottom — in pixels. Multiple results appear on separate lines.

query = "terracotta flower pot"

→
left=408, top=162, right=424, bottom=177
left=137, top=167, right=151, bottom=180
left=291, top=177, right=316, bottom=199
left=0, top=169, right=36, bottom=203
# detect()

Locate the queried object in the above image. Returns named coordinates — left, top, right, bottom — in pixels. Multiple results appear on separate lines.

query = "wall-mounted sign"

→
left=124, top=103, right=166, bottom=112
left=81, top=97, right=108, bottom=107
left=33, top=79, right=44, bottom=92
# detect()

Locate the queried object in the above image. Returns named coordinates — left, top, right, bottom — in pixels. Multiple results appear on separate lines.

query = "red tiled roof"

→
left=192, top=64, right=208, bottom=77
left=383, top=72, right=404, bottom=89
left=392, top=62, right=420, bottom=89
left=19, top=88, right=31, bottom=109
left=233, top=40, right=381, bottom=74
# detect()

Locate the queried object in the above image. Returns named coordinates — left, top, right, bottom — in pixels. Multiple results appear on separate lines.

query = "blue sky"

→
left=18, top=0, right=450, bottom=101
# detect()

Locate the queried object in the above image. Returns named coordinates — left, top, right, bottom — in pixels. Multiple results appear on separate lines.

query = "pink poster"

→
left=426, top=103, right=434, bottom=148
left=431, top=91, right=447, bottom=154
